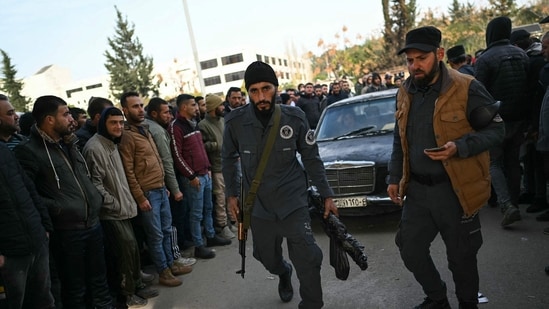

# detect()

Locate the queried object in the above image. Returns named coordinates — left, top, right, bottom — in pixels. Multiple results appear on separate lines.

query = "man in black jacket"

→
left=475, top=16, right=530, bottom=227
left=15, top=95, right=113, bottom=309
left=0, top=142, right=54, bottom=308
left=296, top=82, right=321, bottom=129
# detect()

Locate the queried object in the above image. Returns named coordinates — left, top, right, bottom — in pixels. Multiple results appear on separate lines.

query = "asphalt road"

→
left=140, top=204, right=549, bottom=309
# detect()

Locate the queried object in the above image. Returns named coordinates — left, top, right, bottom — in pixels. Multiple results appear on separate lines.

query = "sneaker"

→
left=220, top=225, right=236, bottom=239
left=135, top=284, right=159, bottom=299
left=501, top=204, right=521, bottom=227
left=195, top=246, right=216, bottom=259
left=206, top=235, right=232, bottom=247
left=477, top=292, right=488, bottom=304
left=175, top=256, right=197, bottom=266
left=140, top=270, right=155, bottom=283
left=536, top=210, right=549, bottom=222
left=414, top=297, right=451, bottom=309
left=158, top=268, right=182, bottom=287
left=278, top=264, right=293, bottom=303
left=526, top=199, right=549, bottom=213
left=171, top=261, right=193, bottom=275
left=126, top=294, right=147, bottom=308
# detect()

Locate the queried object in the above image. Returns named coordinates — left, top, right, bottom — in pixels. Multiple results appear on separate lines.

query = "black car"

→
left=315, top=88, right=402, bottom=216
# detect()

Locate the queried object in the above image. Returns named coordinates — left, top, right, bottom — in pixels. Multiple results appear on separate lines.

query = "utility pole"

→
left=181, top=0, right=206, bottom=94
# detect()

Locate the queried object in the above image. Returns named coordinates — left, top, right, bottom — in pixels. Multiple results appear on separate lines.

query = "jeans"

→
left=180, top=174, right=214, bottom=247
left=51, top=223, right=112, bottom=309
left=0, top=240, right=54, bottom=309
left=140, top=187, right=174, bottom=273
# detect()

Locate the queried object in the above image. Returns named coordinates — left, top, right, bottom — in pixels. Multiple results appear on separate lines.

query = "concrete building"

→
left=20, top=47, right=311, bottom=112
left=21, top=64, right=110, bottom=111
left=157, top=47, right=311, bottom=99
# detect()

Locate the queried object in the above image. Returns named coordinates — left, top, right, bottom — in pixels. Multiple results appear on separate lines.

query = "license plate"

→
left=333, top=196, right=367, bottom=208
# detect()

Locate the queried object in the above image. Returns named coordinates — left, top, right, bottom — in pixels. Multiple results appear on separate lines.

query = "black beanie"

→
left=244, top=61, right=279, bottom=90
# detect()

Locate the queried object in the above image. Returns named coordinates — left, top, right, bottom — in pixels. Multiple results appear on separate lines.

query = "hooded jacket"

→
left=83, top=107, right=138, bottom=220
left=14, top=126, right=102, bottom=230
left=0, top=143, right=52, bottom=256
left=475, top=16, right=530, bottom=121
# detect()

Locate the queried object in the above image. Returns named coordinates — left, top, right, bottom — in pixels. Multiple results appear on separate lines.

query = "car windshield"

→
left=316, top=96, right=396, bottom=140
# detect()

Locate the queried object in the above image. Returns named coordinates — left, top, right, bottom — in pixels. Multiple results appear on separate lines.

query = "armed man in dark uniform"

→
left=222, top=61, right=338, bottom=309
left=387, top=26, right=505, bottom=309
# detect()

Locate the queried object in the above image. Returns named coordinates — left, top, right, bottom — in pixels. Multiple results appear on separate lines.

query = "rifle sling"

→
left=242, top=104, right=281, bottom=229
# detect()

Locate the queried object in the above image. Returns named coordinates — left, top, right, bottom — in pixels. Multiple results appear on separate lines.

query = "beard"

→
left=127, top=112, right=144, bottom=124
left=412, top=62, right=440, bottom=88
left=251, top=94, right=275, bottom=116
left=54, top=121, right=73, bottom=137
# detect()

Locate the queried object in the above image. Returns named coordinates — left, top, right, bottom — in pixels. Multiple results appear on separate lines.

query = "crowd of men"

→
left=1, top=18, right=549, bottom=309
left=0, top=91, right=238, bottom=308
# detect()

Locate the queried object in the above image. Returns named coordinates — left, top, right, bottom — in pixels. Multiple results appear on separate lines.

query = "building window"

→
left=221, top=53, right=243, bottom=65
left=204, top=76, right=221, bottom=86
left=264, top=56, right=269, bottom=64
left=66, top=87, right=83, bottom=98
left=271, top=57, right=276, bottom=64
left=285, top=72, right=290, bottom=79
left=284, top=59, right=288, bottom=66
left=225, top=71, right=245, bottom=82
left=85, top=83, right=102, bottom=90
left=200, top=59, right=218, bottom=70
left=256, top=54, right=262, bottom=61
left=278, top=58, right=282, bottom=66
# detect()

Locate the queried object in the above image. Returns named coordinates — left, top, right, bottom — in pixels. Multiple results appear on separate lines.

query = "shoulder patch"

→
left=305, top=129, right=316, bottom=145
left=280, top=125, right=293, bottom=139
left=492, top=114, right=503, bottom=123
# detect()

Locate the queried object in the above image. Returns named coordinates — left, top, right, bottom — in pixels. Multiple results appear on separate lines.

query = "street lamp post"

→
left=181, top=0, right=206, bottom=95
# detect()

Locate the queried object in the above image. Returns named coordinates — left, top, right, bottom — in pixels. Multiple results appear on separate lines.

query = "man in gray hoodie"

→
left=83, top=107, right=159, bottom=308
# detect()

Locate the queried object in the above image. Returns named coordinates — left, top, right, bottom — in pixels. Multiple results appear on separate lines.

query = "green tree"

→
left=0, top=50, right=31, bottom=112
left=381, top=0, right=417, bottom=68
left=104, top=7, right=157, bottom=100
left=309, top=0, right=548, bottom=82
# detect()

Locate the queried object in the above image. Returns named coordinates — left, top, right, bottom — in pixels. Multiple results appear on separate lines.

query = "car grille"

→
left=325, top=164, right=375, bottom=196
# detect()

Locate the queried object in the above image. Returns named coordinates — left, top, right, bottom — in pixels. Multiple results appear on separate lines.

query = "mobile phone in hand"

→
left=424, top=146, right=445, bottom=152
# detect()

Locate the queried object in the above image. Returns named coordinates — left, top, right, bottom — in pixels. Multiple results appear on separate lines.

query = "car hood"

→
left=317, top=133, right=393, bottom=165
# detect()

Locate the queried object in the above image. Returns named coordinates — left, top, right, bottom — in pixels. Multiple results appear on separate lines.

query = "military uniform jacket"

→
left=222, top=104, right=334, bottom=221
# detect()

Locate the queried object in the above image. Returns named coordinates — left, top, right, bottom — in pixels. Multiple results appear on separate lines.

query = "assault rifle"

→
left=236, top=180, right=247, bottom=278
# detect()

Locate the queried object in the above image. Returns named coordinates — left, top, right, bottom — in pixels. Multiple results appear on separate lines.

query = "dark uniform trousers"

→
left=395, top=179, right=482, bottom=304
left=251, top=207, right=324, bottom=309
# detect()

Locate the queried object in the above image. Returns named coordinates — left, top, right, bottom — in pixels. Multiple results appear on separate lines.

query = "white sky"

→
left=0, top=0, right=533, bottom=80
